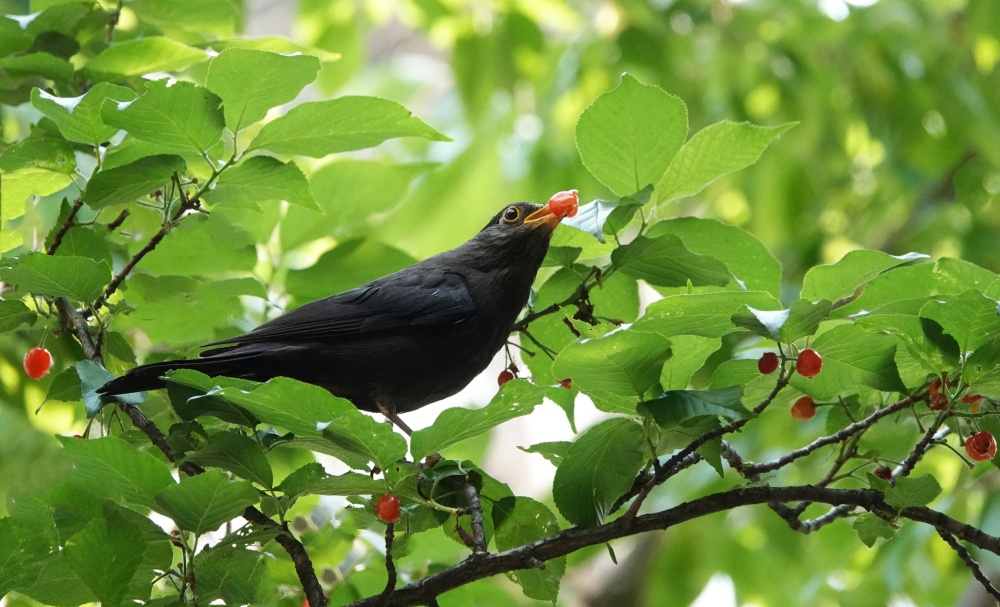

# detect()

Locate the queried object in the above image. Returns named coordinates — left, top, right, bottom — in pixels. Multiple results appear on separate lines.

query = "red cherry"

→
left=791, top=396, right=816, bottom=421
left=376, top=493, right=401, bottom=523
left=757, top=352, right=779, bottom=375
left=966, top=431, right=997, bottom=462
left=498, top=370, right=514, bottom=386
left=796, top=349, right=822, bottom=378
left=548, top=190, right=579, bottom=218
left=23, top=347, right=53, bottom=379
left=873, top=465, right=893, bottom=481
left=558, top=378, right=572, bottom=389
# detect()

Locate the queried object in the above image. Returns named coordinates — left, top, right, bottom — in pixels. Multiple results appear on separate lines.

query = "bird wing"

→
left=202, top=269, right=476, bottom=347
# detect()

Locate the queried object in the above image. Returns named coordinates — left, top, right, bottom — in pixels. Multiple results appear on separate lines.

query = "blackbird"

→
left=98, top=193, right=578, bottom=430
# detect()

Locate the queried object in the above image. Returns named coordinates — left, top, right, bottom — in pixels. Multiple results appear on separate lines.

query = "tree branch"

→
left=936, top=528, right=1000, bottom=602
left=46, top=199, right=85, bottom=255
left=348, top=485, right=1000, bottom=607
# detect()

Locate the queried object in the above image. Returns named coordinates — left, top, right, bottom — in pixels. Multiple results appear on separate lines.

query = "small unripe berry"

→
left=376, top=493, right=401, bottom=523
left=757, top=352, right=779, bottom=374
left=791, top=396, right=816, bottom=421
left=796, top=349, right=822, bottom=378
left=23, top=347, right=53, bottom=379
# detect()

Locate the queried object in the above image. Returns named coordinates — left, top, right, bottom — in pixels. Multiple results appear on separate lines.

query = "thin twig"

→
left=383, top=523, right=398, bottom=596
left=896, top=410, right=947, bottom=481
left=46, top=199, right=85, bottom=255
left=464, top=482, right=488, bottom=555
left=107, top=210, right=130, bottom=232
left=937, top=528, right=1000, bottom=602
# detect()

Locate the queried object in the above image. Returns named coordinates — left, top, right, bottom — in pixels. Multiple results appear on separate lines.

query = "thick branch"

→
left=348, top=485, right=1000, bottom=607
left=464, top=482, right=487, bottom=555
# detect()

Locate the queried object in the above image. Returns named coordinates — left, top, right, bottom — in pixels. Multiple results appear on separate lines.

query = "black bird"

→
left=98, top=197, right=577, bottom=430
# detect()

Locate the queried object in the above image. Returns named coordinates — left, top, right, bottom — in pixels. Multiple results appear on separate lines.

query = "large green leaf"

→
left=100, top=80, right=224, bottom=154
left=64, top=511, right=145, bottom=607
left=611, top=234, right=733, bottom=288
left=86, top=37, right=209, bottom=80
left=660, top=335, right=720, bottom=390
left=249, top=96, right=449, bottom=157
left=576, top=74, right=687, bottom=196
left=552, top=326, right=671, bottom=413
left=552, top=419, right=646, bottom=527
left=0, top=252, right=110, bottom=302
left=205, top=155, right=319, bottom=210
left=206, top=48, right=321, bottom=132
left=919, top=290, right=1000, bottom=355
left=192, top=543, right=267, bottom=604
left=278, top=462, right=385, bottom=499
left=284, top=238, right=418, bottom=303
left=732, top=299, right=832, bottom=342
left=131, top=0, right=239, bottom=36
left=492, top=497, right=565, bottom=601
left=656, top=121, right=795, bottom=202
left=801, top=250, right=929, bottom=303
left=0, top=137, right=76, bottom=174
left=0, top=52, right=73, bottom=81
left=182, top=430, right=273, bottom=488
left=83, top=155, right=186, bottom=209
left=60, top=436, right=175, bottom=510
left=0, top=299, right=37, bottom=332
left=648, top=218, right=782, bottom=297
left=634, top=291, right=782, bottom=339
left=0, top=511, right=55, bottom=595
left=789, top=324, right=906, bottom=400
left=410, top=380, right=551, bottom=459
left=154, top=469, right=259, bottom=535
left=31, top=84, right=137, bottom=145
left=640, top=386, right=750, bottom=427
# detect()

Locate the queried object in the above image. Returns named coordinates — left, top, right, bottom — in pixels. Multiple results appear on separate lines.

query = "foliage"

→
left=2, top=1, right=1000, bottom=607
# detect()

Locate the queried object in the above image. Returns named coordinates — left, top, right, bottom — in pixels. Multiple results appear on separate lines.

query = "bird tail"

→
left=97, top=351, right=255, bottom=396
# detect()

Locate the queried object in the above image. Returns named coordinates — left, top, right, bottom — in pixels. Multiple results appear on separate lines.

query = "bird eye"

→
left=502, top=207, right=520, bottom=223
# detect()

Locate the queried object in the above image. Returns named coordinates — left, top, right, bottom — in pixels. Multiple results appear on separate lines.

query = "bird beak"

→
left=524, top=204, right=570, bottom=231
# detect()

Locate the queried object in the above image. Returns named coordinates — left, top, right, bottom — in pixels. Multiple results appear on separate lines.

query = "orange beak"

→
left=524, top=204, right=566, bottom=230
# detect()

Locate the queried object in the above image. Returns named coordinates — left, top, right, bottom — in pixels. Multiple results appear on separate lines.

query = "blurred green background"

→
left=2, top=0, right=999, bottom=605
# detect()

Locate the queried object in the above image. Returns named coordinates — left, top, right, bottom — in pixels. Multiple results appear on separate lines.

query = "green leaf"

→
left=656, top=121, right=795, bottom=202
left=635, top=291, right=782, bottom=339
left=0, top=299, right=37, bottom=332
left=0, top=137, right=76, bottom=174
left=205, top=155, right=318, bottom=210
left=919, top=290, right=1000, bottom=355
left=411, top=380, right=550, bottom=459
left=855, top=314, right=958, bottom=375
left=61, top=435, right=175, bottom=510
left=883, top=474, right=941, bottom=511
left=853, top=513, right=896, bottom=548
left=249, top=96, right=449, bottom=157
left=100, top=80, right=224, bottom=154
left=648, top=217, right=782, bottom=297
left=552, top=419, right=646, bottom=527
left=554, top=198, right=617, bottom=243
left=518, top=441, right=570, bottom=466
left=77, top=360, right=143, bottom=416
left=154, top=469, right=259, bottom=534
left=801, top=250, right=929, bottom=303
left=612, top=234, right=733, bottom=288
left=83, top=155, right=186, bottom=209
left=285, top=238, right=418, bottom=303
left=165, top=370, right=260, bottom=427
left=192, top=543, right=267, bottom=604
left=0, top=252, right=109, bottom=302
left=45, top=367, right=82, bottom=403
left=64, top=510, right=145, bottom=607
left=553, top=326, right=671, bottom=413
left=182, top=430, right=273, bottom=488
left=789, top=324, right=906, bottom=400
left=86, top=37, right=209, bottom=80
left=660, top=335, right=720, bottom=390
left=576, top=74, right=687, bottom=196
left=30, top=84, right=137, bottom=145
left=640, top=386, right=750, bottom=427
left=492, top=497, right=565, bottom=601
left=131, top=0, right=239, bottom=36
left=278, top=463, right=385, bottom=499
left=281, top=160, right=434, bottom=248
left=321, top=412, right=410, bottom=472
left=206, top=48, right=321, bottom=132
left=0, top=512, right=55, bottom=595
left=0, top=52, right=73, bottom=81
left=732, top=300, right=832, bottom=342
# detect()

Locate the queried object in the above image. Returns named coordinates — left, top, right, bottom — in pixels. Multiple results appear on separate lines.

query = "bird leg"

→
left=377, top=401, right=414, bottom=436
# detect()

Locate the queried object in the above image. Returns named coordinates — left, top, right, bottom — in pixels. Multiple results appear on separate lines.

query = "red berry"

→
left=73, top=434, right=84, bottom=439
left=23, top=347, right=53, bottom=379
left=791, top=396, right=816, bottom=421
left=796, top=349, right=822, bottom=378
left=548, top=190, right=579, bottom=218
left=873, top=465, right=893, bottom=481
left=498, top=370, right=514, bottom=386
left=929, top=392, right=949, bottom=410
left=558, top=378, right=572, bottom=389
left=966, top=431, right=997, bottom=462
left=962, top=394, right=982, bottom=405
left=376, top=493, right=401, bottom=523
left=757, top=352, right=779, bottom=375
